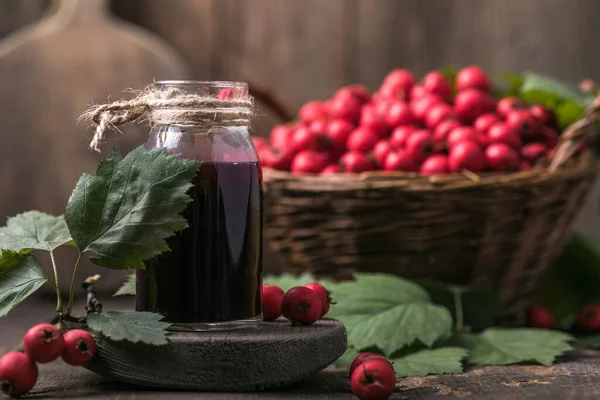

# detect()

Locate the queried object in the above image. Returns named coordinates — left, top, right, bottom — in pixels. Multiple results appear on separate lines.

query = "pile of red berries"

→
left=254, top=66, right=560, bottom=175
left=0, top=325, right=95, bottom=398
left=262, top=282, right=333, bottom=325
left=349, top=352, right=396, bottom=400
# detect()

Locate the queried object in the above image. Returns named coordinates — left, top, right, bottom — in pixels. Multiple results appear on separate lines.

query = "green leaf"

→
left=418, top=281, right=500, bottom=332
left=65, top=146, right=199, bottom=269
left=497, top=73, right=525, bottom=97
left=114, top=273, right=136, bottom=296
left=450, top=328, right=573, bottom=366
left=521, top=72, right=595, bottom=108
left=327, top=273, right=453, bottom=356
left=0, top=211, right=73, bottom=252
left=535, top=233, right=600, bottom=323
left=391, top=347, right=468, bottom=377
left=86, top=311, right=171, bottom=345
left=555, top=100, right=586, bottom=130
left=0, top=250, right=48, bottom=317
left=577, top=335, right=600, bottom=349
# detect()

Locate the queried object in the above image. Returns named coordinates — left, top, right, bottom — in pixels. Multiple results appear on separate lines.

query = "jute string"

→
left=80, top=85, right=254, bottom=152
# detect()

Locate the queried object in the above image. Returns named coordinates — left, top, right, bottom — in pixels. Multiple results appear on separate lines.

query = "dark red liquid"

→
left=135, top=160, right=263, bottom=323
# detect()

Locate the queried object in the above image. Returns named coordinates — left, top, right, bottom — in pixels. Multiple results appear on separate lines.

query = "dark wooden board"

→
left=84, top=319, right=347, bottom=392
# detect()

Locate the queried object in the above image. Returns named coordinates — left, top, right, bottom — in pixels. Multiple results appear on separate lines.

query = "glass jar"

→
left=135, top=81, right=263, bottom=330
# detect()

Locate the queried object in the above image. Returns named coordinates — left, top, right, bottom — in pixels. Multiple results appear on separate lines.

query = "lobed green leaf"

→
left=0, top=250, right=48, bottom=317
left=65, top=146, right=199, bottom=270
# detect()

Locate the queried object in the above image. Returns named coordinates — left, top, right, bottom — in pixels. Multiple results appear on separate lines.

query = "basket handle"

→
left=244, top=80, right=295, bottom=124
left=549, top=94, right=600, bottom=172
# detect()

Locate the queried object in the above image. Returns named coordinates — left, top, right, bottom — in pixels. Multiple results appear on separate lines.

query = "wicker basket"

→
left=262, top=95, right=600, bottom=322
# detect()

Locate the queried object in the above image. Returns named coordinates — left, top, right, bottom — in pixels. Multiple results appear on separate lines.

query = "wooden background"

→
left=0, top=0, right=599, bottom=295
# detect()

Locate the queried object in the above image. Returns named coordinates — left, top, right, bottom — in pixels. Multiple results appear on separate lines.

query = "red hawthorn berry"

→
left=577, top=304, right=600, bottom=333
left=22, top=323, right=65, bottom=364
left=281, top=286, right=322, bottom=325
left=291, top=151, right=328, bottom=174
left=262, top=284, right=285, bottom=321
left=304, top=282, right=334, bottom=317
left=340, top=151, right=375, bottom=173
left=390, top=125, right=417, bottom=149
left=299, top=101, right=328, bottom=122
left=485, top=143, right=520, bottom=172
left=473, top=113, right=501, bottom=133
left=349, top=352, right=395, bottom=379
left=420, top=155, right=450, bottom=175
left=497, top=96, right=525, bottom=118
left=0, top=352, right=38, bottom=397
left=454, top=89, right=496, bottom=123
left=528, top=304, right=555, bottom=329
left=61, top=330, right=96, bottom=366
left=351, top=358, right=396, bottom=400
left=423, top=71, right=452, bottom=101
left=448, top=140, right=485, bottom=173
left=455, top=65, right=491, bottom=92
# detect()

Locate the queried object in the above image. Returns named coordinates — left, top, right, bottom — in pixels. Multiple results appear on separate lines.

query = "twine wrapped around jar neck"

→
left=80, top=84, right=254, bottom=152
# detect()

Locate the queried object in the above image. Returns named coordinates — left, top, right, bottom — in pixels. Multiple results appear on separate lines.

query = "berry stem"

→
left=49, top=249, right=62, bottom=314
left=66, top=252, right=83, bottom=316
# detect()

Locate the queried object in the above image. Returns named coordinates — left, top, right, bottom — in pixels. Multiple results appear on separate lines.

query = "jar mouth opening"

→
left=155, top=80, right=247, bottom=89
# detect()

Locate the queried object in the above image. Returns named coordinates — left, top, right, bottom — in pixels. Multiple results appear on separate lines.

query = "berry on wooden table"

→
left=0, top=352, right=38, bottom=398
left=281, top=286, right=322, bottom=325
left=61, top=330, right=97, bottom=366
left=262, top=284, right=285, bottom=321
left=349, top=352, right=395, bottom=378
left=23, top=323, right=65, bottom=364
left=304, top=282, right=334, bottom=317
left=351, top=358, right=396, bottom=400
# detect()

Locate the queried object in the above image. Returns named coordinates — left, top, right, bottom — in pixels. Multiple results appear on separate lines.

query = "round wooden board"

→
left=84, top=319, right=347, bottom=392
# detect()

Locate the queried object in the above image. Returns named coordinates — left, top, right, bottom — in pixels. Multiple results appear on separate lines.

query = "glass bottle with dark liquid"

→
left=135, top=81, right=263, bottom=330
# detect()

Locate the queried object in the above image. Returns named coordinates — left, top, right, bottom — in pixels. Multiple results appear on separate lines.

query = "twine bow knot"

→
left=80, top=85, right=254, bottom=152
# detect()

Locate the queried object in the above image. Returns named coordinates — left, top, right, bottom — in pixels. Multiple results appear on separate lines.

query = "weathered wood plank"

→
left=0, top=0, right=49, bottom=39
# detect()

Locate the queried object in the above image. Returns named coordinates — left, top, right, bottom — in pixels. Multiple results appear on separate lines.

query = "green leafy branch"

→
left=0, top=145, right=199, bottom=346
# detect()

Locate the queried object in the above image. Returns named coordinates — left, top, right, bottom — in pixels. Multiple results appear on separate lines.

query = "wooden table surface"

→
left=3, top=295, right=600, bottom=399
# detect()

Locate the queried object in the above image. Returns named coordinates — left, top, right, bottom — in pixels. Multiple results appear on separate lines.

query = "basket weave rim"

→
left=263, top=158, right=600, bottom=191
